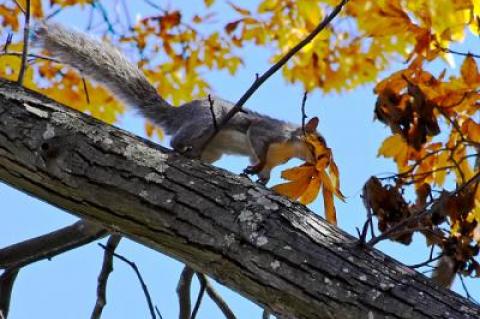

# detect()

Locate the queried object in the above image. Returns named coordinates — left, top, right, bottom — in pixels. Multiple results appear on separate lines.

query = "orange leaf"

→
left=273, top=175, right=311, bottom=201
left=323, top=187, right=336, bottom=225
left=280, top=164, right=315, bottom=181
left=299, top=174, right=322, bottom=205
left=461, top=55, right=480, bottom=86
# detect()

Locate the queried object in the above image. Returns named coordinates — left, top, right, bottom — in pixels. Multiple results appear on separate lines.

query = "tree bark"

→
left=0, top=79, right=478, bottom=319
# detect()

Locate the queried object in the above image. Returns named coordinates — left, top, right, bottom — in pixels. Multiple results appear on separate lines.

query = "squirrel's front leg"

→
left=243, top=127, right=271, bottom=184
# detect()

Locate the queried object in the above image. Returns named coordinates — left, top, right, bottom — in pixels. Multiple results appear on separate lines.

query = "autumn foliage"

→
left=1, top=0, right=480, bottom=283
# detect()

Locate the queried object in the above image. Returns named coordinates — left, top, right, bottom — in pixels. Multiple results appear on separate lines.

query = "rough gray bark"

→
left=0, top=78, right=478, bottom=319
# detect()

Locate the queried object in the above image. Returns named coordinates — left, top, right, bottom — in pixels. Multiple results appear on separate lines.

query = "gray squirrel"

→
left=33, top=22, right=324, bottom=184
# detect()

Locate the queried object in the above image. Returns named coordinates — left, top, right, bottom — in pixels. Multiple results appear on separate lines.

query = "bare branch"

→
left=436, top=45, right=480, bottom=59
left=0, top=52, right=59, bottom=63
left=459, top=274, right=479, bottom=305
left=98, top=243, right=158, bottom=319
left=90, top=235, right=122, bottom=319
left=208, top=94, right=218, bottom=132
left=177, top=266, right=194, bottom=319
left=0, top=268, right=19, bottom=319
left=3, top=34, right=13, bottom=53
left=17, top=0, right=31, bottom=85
left=199, top=0, right=349, bottom=152
left=82, top=77, right=91, bottom=105
left=300, top=91, right=308, bottom=134
left=190, top=273, right=206, bottom=319
left=0, top=220, right=106, bottom=269
left=197, top=274, right=236, bottom=319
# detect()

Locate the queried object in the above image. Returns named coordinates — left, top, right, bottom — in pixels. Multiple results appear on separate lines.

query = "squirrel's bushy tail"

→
left=33, top=22, right=172, bottom=115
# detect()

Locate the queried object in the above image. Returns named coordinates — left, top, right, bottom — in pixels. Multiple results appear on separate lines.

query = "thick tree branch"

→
left=0, top=220, right=107, bottom=269
left=0, top=79, right=479, bottom=318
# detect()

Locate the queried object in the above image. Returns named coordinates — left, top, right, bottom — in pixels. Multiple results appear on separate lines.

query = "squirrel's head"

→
left=293, top=117, right=325, bottom=163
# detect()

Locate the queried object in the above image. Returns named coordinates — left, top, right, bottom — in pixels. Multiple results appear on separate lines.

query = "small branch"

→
left=0, top=268, right=20, bottom=318
left=17, top=0, right=31, bottom=85
left=409, top=254, right=442, bottom=269
left=0, top=52, right=60, bottom=63
left=197, top=273, right=236, bottom=319
left=199, top=0, right=349, bottom=152
left=120, top=0, right=133, bottom=30
left=91, top=0, right=116, bottom=35
left=3, top=34, right=13, bottom=53
left=90, top=235, right=122, bottom=319
left=143, top=0, right=164, bottom=11
left=44, top=7, right=63, bottom=21
left=190, top=273, right=206, bottom=319
left=82, top=77, right=91, bottom=105
left=98, top=243, right=158, bottom=319
left=208, top=95, right=218, bottom=132
left=0, top=220, right=107, bottom=269
left=177, top=266, right=194, bottom=319
left=262, top=309, right=271, bottom=319
left=300, top=91, right=308, bottom=134
left=458, top=274, right=479, bottom=305
left=436, top=45, right=480, bottom=59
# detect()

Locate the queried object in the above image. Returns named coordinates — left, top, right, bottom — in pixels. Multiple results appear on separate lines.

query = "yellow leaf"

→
left=204, top=0, right=215, bottom=7
left=378, top=134, right=410, bottom=170
left=434, top=150, right=449, bottom=186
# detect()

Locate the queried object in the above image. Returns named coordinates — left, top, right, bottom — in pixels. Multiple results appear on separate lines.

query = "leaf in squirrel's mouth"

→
left=273, top=133, right=345, bottom=225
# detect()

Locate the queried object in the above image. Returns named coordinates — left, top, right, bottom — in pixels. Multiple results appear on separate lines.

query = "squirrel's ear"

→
left=305, top=117, right=319, bottom=133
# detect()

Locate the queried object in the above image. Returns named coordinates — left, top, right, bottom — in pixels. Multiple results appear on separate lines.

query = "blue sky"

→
left=1, top=1, right=479, bottom=318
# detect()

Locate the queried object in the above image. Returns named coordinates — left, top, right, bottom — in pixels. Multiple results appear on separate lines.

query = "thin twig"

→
left=82, top=77, right=91, bottom=104
left=198, top=0, right=349, bottom=152
left=17, top=0, right=31, bottom=85
left=436, top=45, right=480, bottom=59
left=3, top=33, right=13, bottom=53
left=208, top=95, right=218, bottom=132
left=45, top=7, right=63, bottom=20
left=177, top=266, right=194, bottom=319
left=155, top=306, right=163, bottom=319
left=408, top=254, right=442, bottom=269
left=91, top=235, right=122, bottom=319
left=0, top=268, right=20, bottom=319
left=143, top=0, right=164, bottom=11
left=190, top=273, right=206, bottom=319
left=91, top=0, right=116, bottom=35
left=98, top=243, right=158, bottom=319
left=120, top=0, right=133, bottom=30
left=197, top=273, right=236, bottom=319
left=458, top=274, right=479, bottom=304
left=300, top=91, right=308, bottom=134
